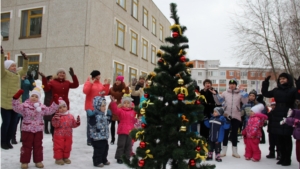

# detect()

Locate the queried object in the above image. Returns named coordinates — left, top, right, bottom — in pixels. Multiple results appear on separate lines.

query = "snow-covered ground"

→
left=1, top=81, right=298, bottom=169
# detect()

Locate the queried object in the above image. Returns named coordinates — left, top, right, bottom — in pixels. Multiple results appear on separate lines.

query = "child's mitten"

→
left=13, top=89, right=24, bottom=100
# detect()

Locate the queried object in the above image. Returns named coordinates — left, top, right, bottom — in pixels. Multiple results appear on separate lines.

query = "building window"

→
left=1, top=13, right=10, bottom=40
left=115, top=20, right=125, bottom=48
left=130, top=31, right=138, bottom=55
left=251, top=81, right=255, bottom=85
left=197, top=80, right=202, bottom=84
left=142, top=38, right=148, bottom=60
left=229, top=71, right=234, bottom=76
left=114, top=62, right=124, bottom=81
left=241, top=80, right=247, bottom=84
left=219, top=87, right=226, bottom=93
left=219, top=79, right=226, bottom=84
left=20, top=8, right=43, bottom=38
left=152, top=16, right=156, bottom=35
left=151, top=45, right=156, bottom=64
left=143, top=7, right=148, bottom=28
left=251, top=72, right=256, bottom=77
left=208, top=71, right=218, bottom=76
left=198, top=72, right=202, bottom=76
left=18, top=55, right=40, bottom=79
left=159, top=24, right=163, bottom=41
left=116, top=0, right=126, bottom=9
left=131, top=0, right=138, bottom=19
left=141, top=71, right=147, bottom=78
left=262, top=72, right=266, bottom=77
left=129, top=67, right=137, bottom=82
left=241, top=72, right=247, bottom=76
left=220, top=71, right=225, bottom=76
left=211, top=80, right=216, bottom=84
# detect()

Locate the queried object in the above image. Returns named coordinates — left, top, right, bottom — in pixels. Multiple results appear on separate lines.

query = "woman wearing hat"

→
left=83, top=70, right=110, bottom=146
left=108, top=75, right=126, bottom=145
left=1, top=46, right=28, bottom=150
left=39, top=67, right=79, bottom=137
left=211, top=78, right=249, bottom=158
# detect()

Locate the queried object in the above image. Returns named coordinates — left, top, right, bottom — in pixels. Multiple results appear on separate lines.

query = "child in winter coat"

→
left=110, top=87, right=136, bottom=164
left=12, top=87, right=59, bottom=169
left=87, top=96, right=110, bottom=167
left=241, top=89, right=259, bottom=129
left=282, top=100, right=300, bottom=169
left=52, top=98, right=80, bottom=165
left=204, top=107, right=230, bottom=162
left=242, top=104, right=268, bottom=162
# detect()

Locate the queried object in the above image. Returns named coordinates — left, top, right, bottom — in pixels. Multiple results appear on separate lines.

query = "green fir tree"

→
left=123, top=3, right=216, bottom=169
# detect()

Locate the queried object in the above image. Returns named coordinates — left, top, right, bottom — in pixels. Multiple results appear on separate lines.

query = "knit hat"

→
left=93, top=96, right=106, bottom=111
left=270, top=98, right=276, bottom=105
left=121, top=87, right=133, bottom=104
left=90, top=70, right=101, bottom=78
left=278, top=73, right=289, bottom=79
left=214, top=107, right=224, bottom=116
left=251, top=104, right=265, bottom=113
left=58, top=97, right=67, bottom=108
left=249, top=89, right=257, bottom=97
left=4, top=60, right=15, bottom=69
left=229, top=78, right=238, bottom=85
left=30, top=87, right=42, bottom=100
left=57, top=68, right=66, bottom=74
left=116, top=75, right=124, bottom=82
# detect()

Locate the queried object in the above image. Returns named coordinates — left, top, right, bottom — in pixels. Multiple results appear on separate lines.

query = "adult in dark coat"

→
left=43, top=75, right=53, bottom=134
left=39, top=68, right=79, bottom=137
left=262, top=73, right=297, bottom=166
left=200, top=79, right=220, bottom=139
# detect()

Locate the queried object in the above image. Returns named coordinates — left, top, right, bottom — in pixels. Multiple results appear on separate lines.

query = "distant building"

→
left=191, top=59, right=279, bottom=98
left=1, top=0, right=171, bottom=83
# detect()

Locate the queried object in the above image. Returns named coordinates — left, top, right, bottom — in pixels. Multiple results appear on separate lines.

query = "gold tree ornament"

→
left=179, top=126, right=186, bottom=132
left=170, top=24, right=182, bottom=35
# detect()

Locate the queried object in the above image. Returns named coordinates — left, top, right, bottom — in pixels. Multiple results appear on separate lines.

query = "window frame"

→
left=1, top=12, right=11, bottom=40
left=17, top=54, right=40, bottom=79
left=219, top=79, right=226, bottom=84
left=114, top=61, right=125, bottom=81
left=143, top=7, right=148, bottom=28
left=20, top=8, right=43, bottom=38
left=116, top=0, right=126, bottom=10
left=198, top=72, right=202, bottom=76
left=241, top=80, right=247, bottom=84
left=151, top=45, right=156, bottom=64
left=251, top=81, right=256, bottom=85
left=159, top=24, right=163, bottom=41
left=129, top=67, right=138, bottom=83
left=131, top=0, right=138, bottom=20
left=130, top=30, right=138, bottom=55
left=250, top=72, right=255, bottom=77
left=152, top=16, right=156, bottom=35
left=115, top=20, right=125, bottom=49
left=211, top=80, right=216, bottom=84
left=220, top=71, right=225, bottom=76
left=229, top=71, right=234, bottom=76
left=141, top=71, right=147, bottom=78
left=142, top=38, right=148, bottom=60
left=262, top=72, right=266, bottom=77
left=197, top=80, right=202, bottom=84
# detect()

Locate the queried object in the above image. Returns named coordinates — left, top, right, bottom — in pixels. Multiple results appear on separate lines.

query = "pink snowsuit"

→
left=242, top=113, right=268, bottom=161
left=12, top=99, right=59, bottom=163
left=52, top=111, right=80, bottom=160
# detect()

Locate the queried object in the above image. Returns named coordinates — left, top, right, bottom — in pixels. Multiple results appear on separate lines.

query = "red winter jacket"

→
left=42, top=76, right=79, bottom=109
left=52, top=111, right=80, bottom=137
left=243, top=113, right=268, bottom=138
left=110, top=102, right=136, bottom=135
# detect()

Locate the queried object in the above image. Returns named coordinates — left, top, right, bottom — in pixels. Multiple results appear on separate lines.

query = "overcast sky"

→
left=152, top=0, right=241, bottom=66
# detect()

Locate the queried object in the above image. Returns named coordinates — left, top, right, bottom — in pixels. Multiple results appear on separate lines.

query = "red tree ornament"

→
left=138, top=159, right=145, bottom=167
left=141, top=123, right=146, bottom=128
left=189, top=159, right=196, bottom=166
left=172, top=31, right=179, bottom=38
left=195, top=100, right=201, bottom=105
left=196, top=146, right=201, bottom=151
left=177, top=93, right=184, bottom=101
left=180, top=56, right=186, bottom=62
left=140, top=141, right=146, bottom=148
left=144, top=93, right=149, bottom=98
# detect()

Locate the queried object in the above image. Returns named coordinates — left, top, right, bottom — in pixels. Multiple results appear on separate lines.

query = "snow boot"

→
left=21, top=163, right=28, bottom=169
left=266, top=151, right=275, bottom=159
left=215, top=153, right=222, bottom=162
left=220, top=146, right=227, bottom=157
left=276, top=152, right=281, bottom=160
left=55, top=159, right=64, bottom=165
left=206, top=152, right=213, bottom=161
left=35, top=162, right=44, bottom=168
left=63, top=158, right=71, bottom=164
left=232, top=146, right=240, bottom=158
left=11, top=137, right=17, bottom=144
left=1, top=143, right=9, bottom=150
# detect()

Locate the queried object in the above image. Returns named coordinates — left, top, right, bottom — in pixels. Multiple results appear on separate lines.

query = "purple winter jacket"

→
left=285, top=109, right=300, bottom=140
left=213, top=88, right=248, bottom=121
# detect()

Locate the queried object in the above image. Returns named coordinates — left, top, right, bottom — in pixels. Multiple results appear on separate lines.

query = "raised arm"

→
left=83, top=78, right=93, bottom=94
left=261, top=76, right=274, bottom=98
left=72, top=115, right=80, bottom=128
left=110, top=100, right=121, bottom=117
left=39, top=72, right=51, bottom=92
left=1, top=46, right=7, bottom=78
left=12, top=89, right=25, bottom=115
left=17, top=51, right=29, bottom=77
left=68, top=67, right=79, bottom=89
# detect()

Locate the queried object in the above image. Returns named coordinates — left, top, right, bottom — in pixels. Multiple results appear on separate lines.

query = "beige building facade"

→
left=1, top=0, right=171, bottom=83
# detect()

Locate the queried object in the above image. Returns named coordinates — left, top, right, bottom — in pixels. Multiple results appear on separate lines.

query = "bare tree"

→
left=232, top=0, right=300, bottom=78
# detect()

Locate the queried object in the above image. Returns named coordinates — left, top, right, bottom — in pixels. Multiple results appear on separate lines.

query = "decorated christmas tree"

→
left=123, top=3, right=216, bottom=169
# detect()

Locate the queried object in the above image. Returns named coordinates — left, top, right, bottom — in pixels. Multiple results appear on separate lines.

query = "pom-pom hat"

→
left=30, top=87, right=42, bottom=99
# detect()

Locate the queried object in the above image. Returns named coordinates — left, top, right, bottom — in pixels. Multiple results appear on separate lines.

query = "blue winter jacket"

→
left=204, top=115, right=230, bottom=142
left=87, top=107, right=110, bottom=141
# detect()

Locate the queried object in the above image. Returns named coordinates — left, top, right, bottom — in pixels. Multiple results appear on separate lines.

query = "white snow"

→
left=1, top=80, right=298, bottom=169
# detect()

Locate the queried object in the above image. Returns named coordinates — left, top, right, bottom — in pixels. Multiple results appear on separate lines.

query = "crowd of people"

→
left=1, top=46, right=300, bottom=168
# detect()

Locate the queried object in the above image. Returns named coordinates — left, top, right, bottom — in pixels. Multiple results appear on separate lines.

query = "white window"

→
left=159, top=24, right=163, bottom=41
left=220, top=71, right=225, bottom=76
left=198, top=72, right=202, bottom=76
left=208, top=71, right=218, bottom=76
left=115, top=20, right=125, bottom=48
left=241, top=80, right=247, bottom=84
left=219, top=79, right=226, bottom=84
left=131, top=0, right=138, bottom=19
left=116, top=0, right=126, bottom=9
left=152, top=16, right=156, bottom=35
left=262, top=72, right=266, bottom=77
left=130, top=31, right=138, bottom=55
left=142, top=38, right=148, bottom=60
left=198, top=80, right=202, bottom=84
left=211, top=80, right=216, bottom=84
left=241, top=72, right=247, bottom=76
left=229, top=71, right=234, bottom=76
left=251, top=81, right=255, bottom=85
left=219, top=87, right=226, bottom=92
left=143, top=7, right=148, bottom=28
left=251, top=72, right=256, bottom=77
left=1, top=12, right=11, bottom=40
left=151, top=45, right=156, bottom=64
